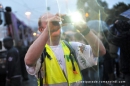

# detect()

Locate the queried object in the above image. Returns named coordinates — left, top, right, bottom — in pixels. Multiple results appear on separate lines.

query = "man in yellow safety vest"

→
left=25, top=12, right=106, bottom=86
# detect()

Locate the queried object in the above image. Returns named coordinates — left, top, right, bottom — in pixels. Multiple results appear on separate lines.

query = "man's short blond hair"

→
left=38, top=16, right=42, bottom=27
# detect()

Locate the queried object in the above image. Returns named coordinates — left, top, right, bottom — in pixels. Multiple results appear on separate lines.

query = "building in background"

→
left=0, top=4, right=34, bottom=48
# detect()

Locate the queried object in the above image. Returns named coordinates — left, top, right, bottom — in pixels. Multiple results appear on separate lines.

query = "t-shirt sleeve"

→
left=26, top=58, right=41, bottom=75
left=70, top=42, right=98, bottom=70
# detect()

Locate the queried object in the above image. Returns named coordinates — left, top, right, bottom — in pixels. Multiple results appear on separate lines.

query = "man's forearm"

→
left=84, top=31, right=106, bottom=57
left=25, top=29, right=49, bottom=67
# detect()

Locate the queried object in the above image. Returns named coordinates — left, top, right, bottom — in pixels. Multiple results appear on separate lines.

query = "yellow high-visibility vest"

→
left=38, top=41, right=82, bottom=86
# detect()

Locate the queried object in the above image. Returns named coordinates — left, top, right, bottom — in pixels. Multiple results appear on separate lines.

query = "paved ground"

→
left=21, top=74, right=37, bottom=86
left=21, top=74, right=126, bottom=86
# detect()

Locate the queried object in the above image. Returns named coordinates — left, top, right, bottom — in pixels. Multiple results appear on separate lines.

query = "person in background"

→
left=15, top=40, right=29, bottom=81
left=3, top=37, right=21, bottom=86
left=108, top=20, right=130, bottom=86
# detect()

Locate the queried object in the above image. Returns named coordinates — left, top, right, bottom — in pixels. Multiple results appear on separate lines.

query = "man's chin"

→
left=52, top=35, right=60, bottom=38
left=51, top=34, right=60, bottom=38
left=51, top=33, right=60, bottom=36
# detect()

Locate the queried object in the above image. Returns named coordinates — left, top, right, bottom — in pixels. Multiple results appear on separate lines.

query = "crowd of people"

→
left=24, top=11, right=130, bottom=86
left=0, top=8, right=130, bottom=86
left=61, top=19, right=130, bottom=86
left=0, top=38, right=29, bottom=86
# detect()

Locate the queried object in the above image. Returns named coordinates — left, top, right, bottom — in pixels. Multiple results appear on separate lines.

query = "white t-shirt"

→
left=50, top=44, right=67, bottom=75
left=26, top=42, right=98, bottom=77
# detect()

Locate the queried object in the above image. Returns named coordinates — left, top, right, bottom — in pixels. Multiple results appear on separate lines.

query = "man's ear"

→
left=38, top=28, right=43, bottom=32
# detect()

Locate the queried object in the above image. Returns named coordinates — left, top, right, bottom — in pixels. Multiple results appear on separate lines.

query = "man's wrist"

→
left=81, top=27, right=90, bottom=36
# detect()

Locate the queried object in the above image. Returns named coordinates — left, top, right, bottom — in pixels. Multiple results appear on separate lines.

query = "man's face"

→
left=39, top=21, right=61, bottom=37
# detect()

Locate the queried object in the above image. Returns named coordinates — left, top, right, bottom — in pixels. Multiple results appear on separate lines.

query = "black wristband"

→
left=81, top=28, right=90, bottom=36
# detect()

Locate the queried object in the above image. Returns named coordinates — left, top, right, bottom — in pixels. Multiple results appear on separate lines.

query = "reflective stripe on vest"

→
left=38, top=41, right=82, bottom=85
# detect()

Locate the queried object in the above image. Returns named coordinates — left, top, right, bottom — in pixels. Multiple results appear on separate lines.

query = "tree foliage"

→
left=76, top=0, right=108, bottom=21
left=76, top=0, right=130, bottom=25
left=105, top=2, right=130, bottom=25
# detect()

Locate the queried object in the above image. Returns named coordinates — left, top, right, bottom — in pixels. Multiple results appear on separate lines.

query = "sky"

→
left=104, top=0, right=130, bottom=8
left=1, top=0, right=130, bottom=29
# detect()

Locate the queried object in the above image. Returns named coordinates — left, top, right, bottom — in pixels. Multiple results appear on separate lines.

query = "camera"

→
left=51, top=21, right=60, bottom=26
left=62, top=15, right=72, bottom=24
left=51, top=15, right=72, bottom=25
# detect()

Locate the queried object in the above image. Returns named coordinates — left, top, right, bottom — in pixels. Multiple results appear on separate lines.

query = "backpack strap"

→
left=38, top=53, right=43, bottom=86
left=63, top=40, right=79, bottom=74
left=63, top=41, right=77, bottom=60
left=38, top=47, right=51, bottom=86
left=38, top=48, right=44, bottom=86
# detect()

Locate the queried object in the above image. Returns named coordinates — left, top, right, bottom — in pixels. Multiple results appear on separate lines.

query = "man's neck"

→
left=47, top=37, right=60, bottom=46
